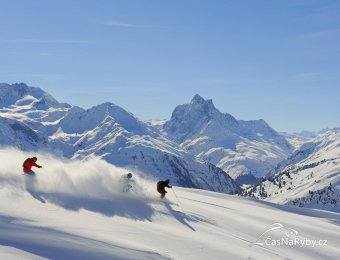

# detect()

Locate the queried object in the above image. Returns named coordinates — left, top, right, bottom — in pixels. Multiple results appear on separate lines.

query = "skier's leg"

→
left=125, top=185, right=132, bottom=192
left=25, top=170, right=35, bottom=176
left=157, top=188, right=163, bottom=198
left=159, top=189, right=166, bottom=198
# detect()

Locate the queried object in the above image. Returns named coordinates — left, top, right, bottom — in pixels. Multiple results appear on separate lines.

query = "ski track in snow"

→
left=1, top=149, right=340, bottom=259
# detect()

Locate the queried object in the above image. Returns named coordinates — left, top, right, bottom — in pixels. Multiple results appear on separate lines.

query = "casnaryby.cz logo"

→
left=253, top=223, right=328, bottom=248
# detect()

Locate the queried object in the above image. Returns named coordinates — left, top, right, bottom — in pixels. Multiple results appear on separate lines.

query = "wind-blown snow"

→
left=0, top=148, right=339, bottom=259
left=0, top=148, right=156, bottom=203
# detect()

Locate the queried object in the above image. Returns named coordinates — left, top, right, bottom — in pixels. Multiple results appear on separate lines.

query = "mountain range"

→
left=1, top=82, right=339, bottom=212
left=0, top=83, right=239, bottom=194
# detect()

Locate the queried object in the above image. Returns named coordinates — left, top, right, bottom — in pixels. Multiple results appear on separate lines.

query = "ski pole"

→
left=171, top=187, right=184, bottom=211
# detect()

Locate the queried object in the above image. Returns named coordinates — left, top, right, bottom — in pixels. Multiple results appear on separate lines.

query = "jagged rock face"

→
left=163, top=94, right=293, bottom=183
left=0, top=83, right=239, bottom=194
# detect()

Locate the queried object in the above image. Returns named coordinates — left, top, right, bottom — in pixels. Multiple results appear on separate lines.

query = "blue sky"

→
left=0, top=0, right=339, bottom=132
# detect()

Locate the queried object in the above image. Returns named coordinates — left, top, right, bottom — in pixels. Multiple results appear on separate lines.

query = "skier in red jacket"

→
left=23, top=157, right=42, bottom=175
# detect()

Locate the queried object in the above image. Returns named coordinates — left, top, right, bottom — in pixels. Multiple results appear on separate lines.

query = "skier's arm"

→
left=32, top=162, right=42, bottom=168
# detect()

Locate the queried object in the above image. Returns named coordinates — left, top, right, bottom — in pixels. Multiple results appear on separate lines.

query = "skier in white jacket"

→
left=120, top=172, right=134, bottom=192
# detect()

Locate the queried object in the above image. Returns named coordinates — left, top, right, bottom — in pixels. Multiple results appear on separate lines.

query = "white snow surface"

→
left=0, top=148, right=339, bottom=259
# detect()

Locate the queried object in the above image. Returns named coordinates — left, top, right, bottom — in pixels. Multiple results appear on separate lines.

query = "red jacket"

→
left=23, top=158, right=42, bottom=172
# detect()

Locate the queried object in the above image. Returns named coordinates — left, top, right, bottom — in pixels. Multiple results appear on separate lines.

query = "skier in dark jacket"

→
left=23, top=157, right=42, bottom=175
left=157, top=179, right=172, bottom=198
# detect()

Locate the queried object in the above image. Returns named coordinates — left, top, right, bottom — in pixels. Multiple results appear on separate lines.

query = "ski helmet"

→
left=32, top=157, right=37, bottom=161
left=127, top=173, right=133, bottom=178
left=165, top=179, right=170, bottom=183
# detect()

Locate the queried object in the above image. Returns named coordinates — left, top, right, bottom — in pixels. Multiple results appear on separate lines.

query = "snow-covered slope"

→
left=0, top=83, right=239, bottom=194
left=163, top=95, right=293, bottom=184
left=0, top=149, right=339, bottom=259
left=244, top=129, right=340, bottom=212
left=0, top=117, right=47, bottom=150
left=280, top=131, right=318, bottom=150
left=0, top=83, right=75, bottom=136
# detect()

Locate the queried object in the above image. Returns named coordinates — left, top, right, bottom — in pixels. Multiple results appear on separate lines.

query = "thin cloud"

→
left=1, top=73, right=65, bottom=83
left=99, top=20, right=143, bottom=28
left=0, top=39, right=89, bottom=44
left=98, top=20, right=167, bottom=29
left=293, top=72, right=325, bottom=79
left=39, top=52, right=53, bottom=56
left=291, top=12, right=336, bottom=23
left=296, top=29, right=340, bottom=42
left=292, top=71, right=340, bottom=80
left=52, top=86, right=171, bottom=95
left=180, top=77, right=274, bottom=86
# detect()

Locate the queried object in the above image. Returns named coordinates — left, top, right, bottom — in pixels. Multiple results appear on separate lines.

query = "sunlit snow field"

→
left=0, top=148, right=339, bottom=259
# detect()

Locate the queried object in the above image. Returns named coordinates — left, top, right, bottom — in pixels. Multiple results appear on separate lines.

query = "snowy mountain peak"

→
left=58, top=101, right=147, bottom=135
left=91, top=102, right=147, bottom=134
left=190, top=94, right=211, bottom=105
left=164, top=95, right=293, bottom=183
left=188, top=94, right=216, bottom=114
left=0, top=82, right=70, bottom=109
left=166, top=95, right=219, bottom=132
